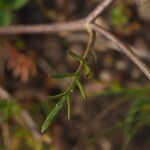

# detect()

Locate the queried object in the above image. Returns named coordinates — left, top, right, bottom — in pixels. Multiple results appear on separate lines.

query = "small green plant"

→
left=0, top=99, right=21, bottom=122
left=110, top=4, right=128, bottom=27
left=0, top=0, right=28, bottom=26
left=122, top=97, right=150, bottom=150
left=41, top=28, right=95, bottom=133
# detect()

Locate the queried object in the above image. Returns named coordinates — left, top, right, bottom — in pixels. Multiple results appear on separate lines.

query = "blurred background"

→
left=0, top=0, right=150, bottom=150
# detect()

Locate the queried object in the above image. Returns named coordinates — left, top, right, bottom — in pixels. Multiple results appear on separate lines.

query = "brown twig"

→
left=0, top=0, right=114, bottom=34
left=65, top=33, right=150, bottom=60
left=0, top=20, right=85, bottom=35
left=90, top=23, right=150, bottom=80
left=0, top=0, right=149, bottom=80
left=86, top=0, right=115, bottom=23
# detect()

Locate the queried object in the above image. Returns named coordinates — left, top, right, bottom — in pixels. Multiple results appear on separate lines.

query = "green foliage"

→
left=0, top=100, right=21, bottom=122
left=0, top=0, right=28, bottom=10
left=68, top=50, right=85, bottom=63
left=83, top=63, right=92, bottom=78
left=123, top=97, right=150, bottom=149
left=69, top=50, right=92, bottom=78
left=0, top=10, right=12, bottom=26
left=110, top=5, right=128, bottom=27
left=51, top=72, right=75, bottom=79
left=10, top=0, right=28, bottom=9
left=41, top=51, right=89, bottom=132
left=47, top=92, right=66, bottom=100
left=76, top=79, right=86, bottom=99
left=41, top=98, right=65, bottom=133
left=0, top=100, right=11, bottom=110
left=84, top=84, right=150, bottom=148
left=91, top=50, right=97, bottom=63
left=0, top=0, right=28, bottom=26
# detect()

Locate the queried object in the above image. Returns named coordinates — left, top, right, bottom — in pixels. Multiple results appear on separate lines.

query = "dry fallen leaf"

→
left=7, top=52, right=37, bottom=83
left=1, top=39, right=37, bottom=83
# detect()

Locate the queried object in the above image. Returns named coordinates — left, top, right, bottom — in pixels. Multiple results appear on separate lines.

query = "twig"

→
left=0, top=0, right=114, bottom=35
left=0, top=19, right=85, bottom=35
left=0, top=0, right=149, bottom=80
left=107, top=43, right=150, bottom=61
left=90, top=23, right=150, bottom=80
left=86, top=0, right=115, bottom=23
left=63, top=26, right=96, bottom=98
left=65, top=33, right=150, bottom=60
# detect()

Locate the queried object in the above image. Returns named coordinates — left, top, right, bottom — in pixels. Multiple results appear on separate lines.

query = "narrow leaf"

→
left=51, top=72, right=75, bottom=79
left=76, top=80, right=86, bottom=99
left=67, top=95, right=71, bottom=119
left=123, top=97, right=150, bottom=149
left=41, top=98, right=65, bottom=133
left=47, top=92, right=65, bottom=100
left=91, top=50, right=97, bottom=63
left=84, top=63, right=92, bottom=78
left=68, top=50, right=84, bottom=62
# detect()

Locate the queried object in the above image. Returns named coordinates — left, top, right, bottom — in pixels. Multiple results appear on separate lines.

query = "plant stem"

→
left=66, top=26, right=96, bottom=94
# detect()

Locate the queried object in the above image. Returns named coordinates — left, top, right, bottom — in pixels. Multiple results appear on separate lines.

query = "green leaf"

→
left=76, top=79, right=86, bottom=99
left=0, top=0, right=28, bottom=10
left=110, top=5, right=128, bottom=27
left=68, top=50, right=85, bottom=62
left=0, top=10, right=13, bottom=26
left=123, top=97, right=150, bottom=149
left=0, top=100, right=10, bottom=110
left=51, top=72, right=75, bottom=79
left=0, top=0, right=14, bottom=9
left=125, top=97, right=150, bottom=129
left=41, top=98, right=65, bottom=133
left=66, top=95, right=71, bottom=119
left=12, top=0, right=28, bottom=10
left=84, top=63, right=92, bottom=78
left=47, top=92, right=65, bottom=100
left=91, top=50, right=97, bottom=63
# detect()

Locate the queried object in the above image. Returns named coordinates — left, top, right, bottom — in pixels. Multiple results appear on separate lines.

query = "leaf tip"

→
left=41, top=126, right=46, bottom=133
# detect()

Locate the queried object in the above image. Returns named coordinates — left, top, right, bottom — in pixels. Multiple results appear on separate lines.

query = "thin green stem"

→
left=65, top=25, right=96, bottom=94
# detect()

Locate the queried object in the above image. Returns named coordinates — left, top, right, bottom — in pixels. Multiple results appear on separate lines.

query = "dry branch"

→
left=90, top=23, right=150, bottom=80
left=86, top=0, right=115, bottom=23
left=0, top=0, right=149, bottom=80
left=0, top=20, right=85, bottom=35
